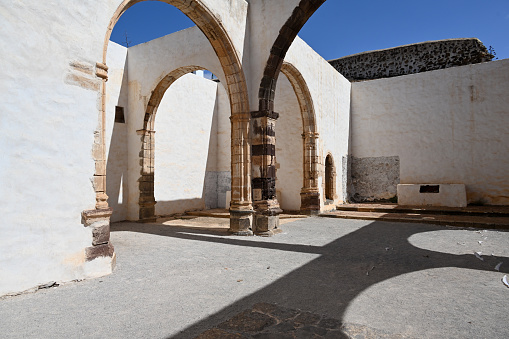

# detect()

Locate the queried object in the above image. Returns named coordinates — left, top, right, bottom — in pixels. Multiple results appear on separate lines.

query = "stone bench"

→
left=397, top=184, right=467, bottom=207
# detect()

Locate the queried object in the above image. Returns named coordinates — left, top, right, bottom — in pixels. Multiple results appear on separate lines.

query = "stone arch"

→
left=99, top=0, right=253, bottom=232
left=138, top=66, right=207, bottom=220
left=258, top=0, right=326, bottom=112
left=325, top=153, right=336, bottom=202
left=250, top=0, right=326, bottom=225
left=280, top=62, right=320, bottom=213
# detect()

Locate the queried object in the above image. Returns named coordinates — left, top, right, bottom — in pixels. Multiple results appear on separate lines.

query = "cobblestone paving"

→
left=196, top=303, right=413, bottom=339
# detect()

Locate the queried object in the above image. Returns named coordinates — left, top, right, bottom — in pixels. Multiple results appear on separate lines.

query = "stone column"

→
left=94, top=62, right=110, bottom=210
left=137, top=129, right=157, bottom=222
left=82, top=208, right=115, bottom=264
left=229, top=113, right=255, bottom=235
left=79, top=62, right=115, bottom=267
left=300, top=131, right=321, bottom=214
left=251, top=110, right=282, bottom=236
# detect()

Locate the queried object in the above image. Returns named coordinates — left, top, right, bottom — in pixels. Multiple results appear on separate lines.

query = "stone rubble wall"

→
left=329, top=38, right=493, bottom=81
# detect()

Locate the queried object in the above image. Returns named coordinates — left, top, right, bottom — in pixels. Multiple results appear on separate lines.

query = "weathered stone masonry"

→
left=329, top=38, right=493, bottom=81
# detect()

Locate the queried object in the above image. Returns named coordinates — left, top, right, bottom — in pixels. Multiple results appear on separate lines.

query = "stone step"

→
left=185, top=209, right=307, bottom=219
left=320, top=210, right=509, bottom=230
left=335, top=203, right=509, bottom=217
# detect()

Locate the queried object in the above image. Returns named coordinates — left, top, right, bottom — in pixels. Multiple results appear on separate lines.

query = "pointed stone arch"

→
left=280, top=62, right=320, bottom=213
left=251, top=0, right=326, bottom=226
left=137, top=66, right=206, bottom=220
left=258, top=0, right=326, bottom=112
left=99, top=0, right=253, bottom=232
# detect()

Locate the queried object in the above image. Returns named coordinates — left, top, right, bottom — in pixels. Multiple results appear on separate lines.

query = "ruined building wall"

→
left=350, top=59, right=509, bottom=205
left=105, top=42, right=129, bottom=222
left=330, top=38, right=493, bottom=81
left=275, top=75, right=304, bottom=211
left=285, top=37, right=352, bottom=206
left=0, top=0, right=123, bottom=297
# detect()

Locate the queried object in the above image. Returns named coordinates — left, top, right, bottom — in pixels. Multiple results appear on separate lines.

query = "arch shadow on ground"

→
left=111, top=218, right=509, bottom=338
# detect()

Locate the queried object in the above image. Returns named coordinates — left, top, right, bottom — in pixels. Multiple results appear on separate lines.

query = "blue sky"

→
left=111, top=0, right=509, bottom=60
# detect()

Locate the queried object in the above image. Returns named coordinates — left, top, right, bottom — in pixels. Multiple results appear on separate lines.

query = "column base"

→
left=300, top=190, right=321, bottom=215
left=81, top=208, right=115, bottom=262
left=254, top=199, right=282, bottom=237
left=139, top=199, right=156, bottom=222
left=229, top=209, right=254, bottom=236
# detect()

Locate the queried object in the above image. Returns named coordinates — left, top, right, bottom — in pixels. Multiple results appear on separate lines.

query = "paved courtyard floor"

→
left=1, top=217, right=508, bottom=338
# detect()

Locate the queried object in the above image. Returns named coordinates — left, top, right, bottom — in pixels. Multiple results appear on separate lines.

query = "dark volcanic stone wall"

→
left=329, top=38, right=493, bottom=81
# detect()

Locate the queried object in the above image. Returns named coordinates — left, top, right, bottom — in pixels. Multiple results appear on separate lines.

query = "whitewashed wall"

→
left=214, top=84, right=233, bottom=208
left=105, top=42, right=129, bottom=222
left=154, top=74, right=220, bottom=216
left=245, top=0, right=302, bottom=108
left=351, top=59, right=509, bottom=205
left=285, top=37, right=352, bottom=206
left=0, top=0, right=125, bottom=297
left=126, top=27, right=227, bottom=220
left=275, top=75, right=304, bottom=211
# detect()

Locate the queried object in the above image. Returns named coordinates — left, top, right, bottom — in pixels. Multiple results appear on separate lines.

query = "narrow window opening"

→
left=115, top=106, right=125, bottom=123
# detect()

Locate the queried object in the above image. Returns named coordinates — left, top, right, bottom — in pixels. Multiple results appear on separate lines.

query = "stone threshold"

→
left=320, top=207, right=509, bottom=230
left=334, top=203, right=509, bottom=217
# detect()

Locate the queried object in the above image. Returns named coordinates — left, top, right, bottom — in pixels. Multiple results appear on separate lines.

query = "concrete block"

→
left=397, top=184, right=467, bottom=207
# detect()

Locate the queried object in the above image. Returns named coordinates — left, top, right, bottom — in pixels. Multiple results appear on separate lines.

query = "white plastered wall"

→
left=0, top=0, right=125, bottom=296
left=153, top=74, right=222, bottom=215
left=284, top=37, right=352, bottom=207
left=351, top=59, right=509, bottom=205
left=199, top=0, right=248, bottom=61
left=274, top=75, right=303, bottom=211
left=245, top=0, right=302, bottom=108
left=105, top=42, right=129, bottom=222
left=0, top=0, right=247, bottom=296
left=126, top=27, right=227, bottom=220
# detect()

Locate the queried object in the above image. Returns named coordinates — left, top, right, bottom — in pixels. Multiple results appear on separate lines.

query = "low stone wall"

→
left=329, top=38, right=493, bottom=81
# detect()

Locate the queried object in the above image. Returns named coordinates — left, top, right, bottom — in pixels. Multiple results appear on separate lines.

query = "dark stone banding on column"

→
left=251, top=110, right=280, bottom=120
left=252, top=178, right=277, bottom=201
left=252, top=144, right=276, bottom=157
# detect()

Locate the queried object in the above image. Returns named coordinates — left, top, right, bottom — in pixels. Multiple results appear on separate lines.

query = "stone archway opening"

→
left=279, top=62, right=320, bottom=214
left=99, top=0, right=252, bottom=234
left=251, top=0, right=327, bottom=232
left=139, top=67, right=230, bottom=221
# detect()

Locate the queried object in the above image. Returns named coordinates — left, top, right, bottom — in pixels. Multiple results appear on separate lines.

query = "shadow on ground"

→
left=111, top=220, right=509, bottom=338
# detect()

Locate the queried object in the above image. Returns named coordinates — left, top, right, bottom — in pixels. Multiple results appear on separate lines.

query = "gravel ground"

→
left=1, top=217, right=508, bottom=338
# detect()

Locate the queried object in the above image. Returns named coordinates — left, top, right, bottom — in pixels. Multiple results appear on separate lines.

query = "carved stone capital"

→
left=95, top=62, right=108, bottom=81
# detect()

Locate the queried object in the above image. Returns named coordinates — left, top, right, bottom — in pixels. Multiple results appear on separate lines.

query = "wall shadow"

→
left=107, top=55, right=129, bottom=222
left=111, top=220, right=509, bottom=337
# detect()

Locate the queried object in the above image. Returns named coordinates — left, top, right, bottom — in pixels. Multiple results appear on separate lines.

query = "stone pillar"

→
left=251, top=110, right=282, bottom=236
left=94, top=62, right=109, bottom=210
left=137, top=129, right=157, bottom=222
left=300, top=132, right=321, bottom=214
left=81, top=62, right=114, bottom=268
left=82, top=208, right=115, bottom=264
left=229, top=113, right=255, bottom=235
